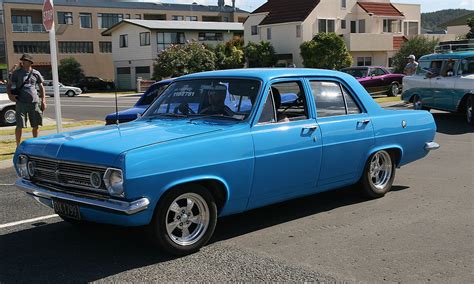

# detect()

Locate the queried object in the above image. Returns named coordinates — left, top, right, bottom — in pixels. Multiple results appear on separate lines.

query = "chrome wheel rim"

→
left=391, top=84, right=399, bottom=95
left=467, top=97, right=472, bottom=124
left=369, top=151, right=392, bottom=191
left=4, top=109, right=16, bottom=124
left=165, top=193, right=209, bottom=246
left=413, top=96, right=422, bottom=110
left=67, top=91, right=74, bottom=97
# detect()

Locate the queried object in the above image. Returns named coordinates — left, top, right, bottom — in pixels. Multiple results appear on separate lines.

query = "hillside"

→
left=421, top=9, right=473, bottom=31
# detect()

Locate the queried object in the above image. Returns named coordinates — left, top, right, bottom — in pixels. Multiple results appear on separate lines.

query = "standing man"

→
left=7, top=54, right=46, bottom=147
left=404, top=54, right=418, bottom=76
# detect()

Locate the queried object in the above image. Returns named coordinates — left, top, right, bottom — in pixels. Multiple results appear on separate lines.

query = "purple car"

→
left=341, top=66, right=404, bottom=97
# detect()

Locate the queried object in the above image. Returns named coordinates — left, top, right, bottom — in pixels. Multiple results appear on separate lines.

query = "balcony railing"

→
left=12, top=23, right=46, bottom=33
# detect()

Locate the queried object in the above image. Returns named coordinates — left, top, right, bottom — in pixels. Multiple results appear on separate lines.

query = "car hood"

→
left=18, top=120, right=223, bottom=167
left=105, top=105, right=148, bottom=121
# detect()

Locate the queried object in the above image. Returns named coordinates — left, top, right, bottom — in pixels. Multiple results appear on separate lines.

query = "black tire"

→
left=359, top=150, right=396, bottom=199
left=149, top=184, right=217, bottom=256
left=66, top=90, right=75, bottom=97
left=412, top=95, right=430, bottom=111
left=387, top=82, right=400, bottom=97
left=466, top=95, right=473, bottom=126
left=1, top=106, right=16, bottom=126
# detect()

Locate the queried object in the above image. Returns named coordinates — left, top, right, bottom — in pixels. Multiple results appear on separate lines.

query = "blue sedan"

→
left=14, top=69, right=439, bottom=255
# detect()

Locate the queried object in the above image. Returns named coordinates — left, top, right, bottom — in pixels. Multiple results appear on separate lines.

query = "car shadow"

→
left=0, top=184, right=408, bottom=282
left=433, top=112, right=473, bottom=135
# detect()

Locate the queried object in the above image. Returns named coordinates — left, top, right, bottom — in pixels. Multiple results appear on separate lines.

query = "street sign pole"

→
left=43, top=0, right=62, bottom=133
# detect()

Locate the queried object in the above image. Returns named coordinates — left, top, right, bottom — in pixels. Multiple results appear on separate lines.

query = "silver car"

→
left=0, top=92, right=16, bottom=126
left=44, top=80, right=82, bottom=97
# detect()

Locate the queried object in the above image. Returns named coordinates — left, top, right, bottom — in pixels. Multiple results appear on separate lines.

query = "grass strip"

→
left=0, top=120, right=103, bottom=136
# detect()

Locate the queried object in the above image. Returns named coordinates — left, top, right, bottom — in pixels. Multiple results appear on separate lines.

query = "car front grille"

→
left=29, top=156, right=109, bottom=194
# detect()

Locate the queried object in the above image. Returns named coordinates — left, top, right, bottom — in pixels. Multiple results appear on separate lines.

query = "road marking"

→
left=0, top=214, right=58, bottom=229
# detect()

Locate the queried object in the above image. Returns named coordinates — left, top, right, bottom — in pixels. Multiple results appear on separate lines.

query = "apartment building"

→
left=244, top=0, right=423, bottom=67
left=102, top=20, right=244, bottom=89
left=1, top=0, right=249, bottom=81
left=444, top=12, right=474, bottom=36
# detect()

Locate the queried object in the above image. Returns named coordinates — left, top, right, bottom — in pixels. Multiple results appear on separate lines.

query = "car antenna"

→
left=114, top=82, right=119, bottom=125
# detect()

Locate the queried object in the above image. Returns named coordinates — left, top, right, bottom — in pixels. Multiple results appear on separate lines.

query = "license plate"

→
left=53, top=199, right=81, bottom=220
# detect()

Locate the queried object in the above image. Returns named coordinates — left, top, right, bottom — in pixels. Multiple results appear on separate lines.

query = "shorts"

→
left=15, top=102, right=43, bottom=129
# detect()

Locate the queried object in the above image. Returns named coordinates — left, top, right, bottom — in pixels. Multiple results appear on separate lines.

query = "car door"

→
left=368, top=68, right=388, bottom=94
left=309, top=79, right=375, bottom=188
left=431, top=60, right=458, bottom=111
left=248, top=79, right=322, bottom=209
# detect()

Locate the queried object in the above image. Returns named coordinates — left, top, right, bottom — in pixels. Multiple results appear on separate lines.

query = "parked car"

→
left=341, top=66, right=404, bottom=97
left=105, top=79, right=298, bottom=125
left=74, top=76, right=115, bottom=92
left=0, top=92, right=16, bottom=126
left=402, top=51, right=474, bottom=126
left=43, top=80, right=82, bottom=97
left=14, top=68, right=439, bottom=255
left=105, top=79, right=173, bottom=125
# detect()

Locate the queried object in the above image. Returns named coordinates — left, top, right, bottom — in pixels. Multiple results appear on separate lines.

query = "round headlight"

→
left=27, top=160, right=35, bottom=177
left=104, top=168, right=124, bottom=197
left=17, top=155, right=30, bottom=179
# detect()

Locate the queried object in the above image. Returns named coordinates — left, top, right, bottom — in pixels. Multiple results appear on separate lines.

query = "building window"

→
left=117, top=67, right=131, bottom=75
left=251, top=25, right=258, bottom=35
left=341, top=20, right=346, bottom=29
left=383, top=19, right=401, bottom=33
left=341, top=0, right=347, bottom=9
left=223, top=17, right=229, bottom=22
left=157, top=32, right=185, bottom=51
left=135, top=66, right=150, bottom=74
left=186, top=16, right=198, bottom=21
left=119, top=34, right=128, bottom=48
left=404, top=21, right=419, bottom=36
left=135, top=14, right=142, bottom=20
left=198, top=32, right=223, bottom=41
left=296, top=25, right=301, bottom=38
left=140, top=32, right=150, bottom=46
left=350, top=21, right=357, bottom=33
left=99, top=41, right=112, bottom=53
left=388, top=57, right=394, bottom=67
left=79, top=13, right=92, bottom=29
left=98, top=13, right=123, bottom=29
left=172, top=15, right=184, bottom=21
left=59, top=41, right=93, bottom=53
left=267, top=28, right=271, bottom=40
left=318, top=19, right=335, bottom=33
left=358, top=19, right=365, bottom=33
left=125, top=14, right=130, bottom=19
left=12, top=15, right=31, bottom=24
left=357, top=57, right=372, bottom=66
left=57, top=12, right=73, bottom=25
left=13, top=41, right=50, bottom=54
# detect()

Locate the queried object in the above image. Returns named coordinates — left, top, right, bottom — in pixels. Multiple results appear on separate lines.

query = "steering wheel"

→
left=174, top=103, right=196, bottom=115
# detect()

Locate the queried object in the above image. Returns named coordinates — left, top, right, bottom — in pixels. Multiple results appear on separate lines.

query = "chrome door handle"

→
left=358, top=119, right=371, bottom=124
left=302, top=125, right=318, bottom=131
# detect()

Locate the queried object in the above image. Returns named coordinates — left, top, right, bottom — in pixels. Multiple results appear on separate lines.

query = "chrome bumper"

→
left=425, top=142, right=440, bottom=151
left=15, top=179, right=150, bottom=215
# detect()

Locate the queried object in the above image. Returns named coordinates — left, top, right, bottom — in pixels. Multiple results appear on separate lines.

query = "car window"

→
left=144, top=79, right=260, bottom=121
left=429, top=60, right=443, bottom=77
left=342, top=68, right=368, bottom=78
left=258, top=90, right=276, bottom=124
left=459, top=57, right=474, bottom=76
left=139, top=83, right=169, bottom=106
left=416, top=61, right=430, bottom=76
left=441, top=60, right=457, bottom=77
left=311, top=81, right=361, bottom=118
left=369, top=68, right=385, bottom=76
left=263, top=81, right=308, bottom=123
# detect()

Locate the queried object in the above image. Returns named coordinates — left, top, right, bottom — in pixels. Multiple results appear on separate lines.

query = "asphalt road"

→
left=0, top=107, right=473, bottom=283
left=43, top=94, right=140, bottom=122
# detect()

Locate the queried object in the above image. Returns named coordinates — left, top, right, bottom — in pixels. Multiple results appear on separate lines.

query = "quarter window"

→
left=311, top=81, right=360, bottom=118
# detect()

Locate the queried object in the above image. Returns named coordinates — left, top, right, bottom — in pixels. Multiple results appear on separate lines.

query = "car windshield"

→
left=342, top=69, right=368, bottom=78
left=138, top=83, right=170, bottom=106
left=143, top=78, right=261, bottom=121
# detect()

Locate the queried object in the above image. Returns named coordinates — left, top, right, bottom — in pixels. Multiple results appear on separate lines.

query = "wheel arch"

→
left=367, top=145, right=403, bottom=167
left=456, top=93, right=473, bottom=113
left=158, top=176, right=230, bottom=214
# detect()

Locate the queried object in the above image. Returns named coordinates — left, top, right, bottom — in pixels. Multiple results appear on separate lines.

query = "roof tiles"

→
left=357, top=2, right=404, bottom=17
left=252, top=0, right=321, bottom=25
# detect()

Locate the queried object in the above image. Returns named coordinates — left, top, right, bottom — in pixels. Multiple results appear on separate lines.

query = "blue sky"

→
left=164, top=0, right=473, bottom=13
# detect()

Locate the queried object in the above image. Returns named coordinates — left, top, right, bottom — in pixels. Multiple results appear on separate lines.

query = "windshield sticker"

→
left=172, top=87, right=195, bottom=97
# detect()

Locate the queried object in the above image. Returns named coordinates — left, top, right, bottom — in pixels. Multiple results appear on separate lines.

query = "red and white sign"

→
left=42, top=0, right=54, bottom=31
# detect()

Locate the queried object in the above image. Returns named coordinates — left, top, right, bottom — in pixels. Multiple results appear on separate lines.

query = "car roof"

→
left=420, top=51, right=474, bottom=61
left=177, top=68, right=354, bottom=82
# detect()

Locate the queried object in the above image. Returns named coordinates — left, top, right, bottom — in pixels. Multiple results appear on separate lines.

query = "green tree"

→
left=58, top=57, right=84, bottom=85
left=215, top=37, right=245, bottom=70
left=153, top=42, right=216, bottom=79
left=392, top=36, right=439, bottom=74
left=300, top=33, right=352, bottom=70
left=244, top=41, right=277, bottom=67
left=467, top=17, right=474, bottom=39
